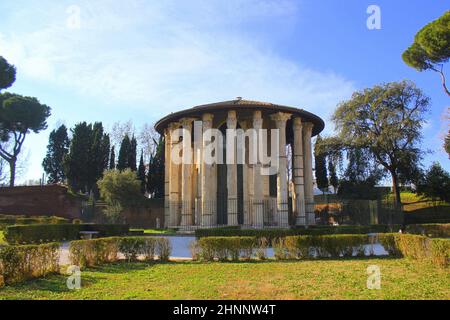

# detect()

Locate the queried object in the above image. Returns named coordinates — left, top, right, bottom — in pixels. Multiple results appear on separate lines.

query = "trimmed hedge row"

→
left=0, top=215, right=69, bottom=230
left=195, top=225, right=400, bottom=242
left=69, top=237, right=172, bottom=268
left=192, top=234, right=370, bottom=261
left=4, top=224, right=130, bottom=244
left=405, top=223, right=450, bottom=238
left=378, top=233, right=449, bottom=267
left=0, top=242, right=60, bottom=285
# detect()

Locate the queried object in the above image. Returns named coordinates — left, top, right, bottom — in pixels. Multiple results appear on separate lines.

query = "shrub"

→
left=0, top=215, right=69, bottom=230
left=255, top=237, right=268, bottom=260
left=378, top=233, right=449, bottom=267
left=195, top=225, right=400, bottom=242
left=0, top=242, right=60, bottom=284
left=69, top=236, right=171, bottom=268
left=196, top=237, right=256, bottom=261
left=405, top=223, right=450, bottom=238
left=4, top=223, right=129, bottom=244
left=284, top=234, right=368, bottom=259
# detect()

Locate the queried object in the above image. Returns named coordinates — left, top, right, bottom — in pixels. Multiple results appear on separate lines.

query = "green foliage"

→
left=445, top=130, right=450, bottom=158
left=314, top=135, right=328, bottom=193
left=416, top=162, right=450, bottom=202
left=64, top=122, right=110, bottom=193
left=402, top=11, right=450, bottom=95
left=147, top=136, right=165, bottom=198
left=0, top=215, right=69, bottom=230
left=109, top=146, right=116, bottom=170
left=195, top=225, right=400, bottom=243
left=137, top=150, right=146, bottom=194
left=117, top=134, right=137, bottom=171
left=0, top=93, right=51, bottom=186
left=4, top=223, right=129, bottom=244
left=405, top=223, right=450, bottom=238
left=42, top=125, right=70, bottom=183
left=284, top=234, right=368, bottom=259
left=69, top=236, right=171, bottom=268
left=328, top=157, right=338, bottom=192
left=97, top=169, right=142, bottom=207
left=0, top=56, right=16, bottom=91
left=331, top=80, right=429, bottom=204
left=0, top=242, right=59, bottom=284
left=378, top=233, right=449, bottom=267
left=195, top=237, right=257, bottom=261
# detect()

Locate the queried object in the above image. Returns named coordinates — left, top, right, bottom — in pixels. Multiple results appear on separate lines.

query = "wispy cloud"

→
left=0, top=0, right=355, bottom=124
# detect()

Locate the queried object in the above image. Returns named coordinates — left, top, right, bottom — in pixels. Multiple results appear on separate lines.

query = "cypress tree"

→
left=42, top=124, right=70, bottom=183
left=314, top=135, right=329, bottom=194
left=138, top=150, right=146, bottom=194
left=109, top=146, right=116, bottom=170
left=117, top=135, right=131, bottom=170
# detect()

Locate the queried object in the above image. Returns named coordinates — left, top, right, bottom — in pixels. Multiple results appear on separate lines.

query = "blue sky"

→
left=0, top=0, right=448, bottom=184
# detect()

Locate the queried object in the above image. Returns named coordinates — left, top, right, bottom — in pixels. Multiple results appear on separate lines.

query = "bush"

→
left=405, top=223, right=450, bottom=238
left=4, top=224, right=130, bottom=244
left=0, top=215, right=69, bottom=230
left=378, top=233, right=449, bottom=267
left=69, top=236, right=171, bottom=268
left=195, top=237, right=256, bottom=261
left=284, top=234, right=368, bottom=259
left=195, top=225, right=399, bottom=243
left=0, top=242, right=59, bottom=285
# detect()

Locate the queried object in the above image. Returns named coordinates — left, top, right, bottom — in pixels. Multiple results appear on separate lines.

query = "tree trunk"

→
left=9, top=159, right=16, bottom=187
left=391, top=171, right=401, bottom=206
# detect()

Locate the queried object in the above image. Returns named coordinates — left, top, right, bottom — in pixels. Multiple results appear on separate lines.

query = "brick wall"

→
left=0, top=185, right=82, bottom=219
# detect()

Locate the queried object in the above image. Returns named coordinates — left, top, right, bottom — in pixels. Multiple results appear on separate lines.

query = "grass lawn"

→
left=0, top=258, right=448, bottom=300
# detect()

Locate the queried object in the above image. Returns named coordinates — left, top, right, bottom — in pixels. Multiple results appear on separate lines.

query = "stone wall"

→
left=0, top=185, right=82, bottom=219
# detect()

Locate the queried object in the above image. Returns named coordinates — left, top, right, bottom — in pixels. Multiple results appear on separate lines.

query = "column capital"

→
left=270, top=112, right=292, bottom=127
left=302, top=122, right=314, bottom=133
left=292, top=117, right=303, bottom=130
left=202, top=113, right=214, bottom=128
left=179, top=117, right=196, bottom=128
left=227, top=110, right=237, bottom=129
left=168, top=122, right=180, bottom=131
left=253, top=110, right=263, bottom=129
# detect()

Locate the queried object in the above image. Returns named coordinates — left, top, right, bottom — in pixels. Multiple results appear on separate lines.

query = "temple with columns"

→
left=154, top=98, right=324, bottom=229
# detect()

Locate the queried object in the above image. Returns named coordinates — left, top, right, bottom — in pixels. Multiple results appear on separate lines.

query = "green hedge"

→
left=4, top=224, right=130, bottom=244
left=69, top=237, right=171, bottom=268
left=195, top=225, right=400, bottom=242
left=378, top=233, right=449, bottom=267
left=0, top=215, right=69, bottom=230
left=194, top=237, right=257, bottom=261
left=0, top=242, right=60, bottom=285
left=405, top=223, right=450, bottom=238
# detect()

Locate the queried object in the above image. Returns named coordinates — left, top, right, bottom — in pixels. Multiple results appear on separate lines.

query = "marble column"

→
left=303, top=122, right=315, bottom=225
left=252, top=110, right=264, bottom=228
left=270, top=112, right=292, bottom=228
left=292, top=118, right=306, bottom=225
left=201, top=113, right=215, bottom=226
left=180, top=117, right=195, bottom=227
left=168, top=122, right=180, bottom=227
left=226, top=110, right=239, bottom=226
left=164, top=128, right=170, bottom=228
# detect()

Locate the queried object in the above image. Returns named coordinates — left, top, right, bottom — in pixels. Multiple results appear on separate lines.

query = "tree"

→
left=109, top=146, right=116, bottom=169
left=0, top=56, right=16, bottom=91
left=64, top=122, right=93, bottom=192
left=328, top=157, right=339, bottom=193
left=314, top=135, right=328, bottom=193
left=129, top=135, right=137, bottom=171
left=445, top=130, right=450, bottom=158
left=147, top=136, right=165, bottom=198
left=137, top=150, right=146, bottom=194
left=0, top=93, right=51, bottom=186
left=402, top=11, right=450, bottom=96
left=42, top=124, right=70, bottom=183
left=64, top=122, right=110, bottom=193
left=97, top=169, right=142, bottom=222
left=416, top=162, right=450, bottom=202
left=331, top=80, right=429, bottom=205
left=117, top=134, right=131, bottom=170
